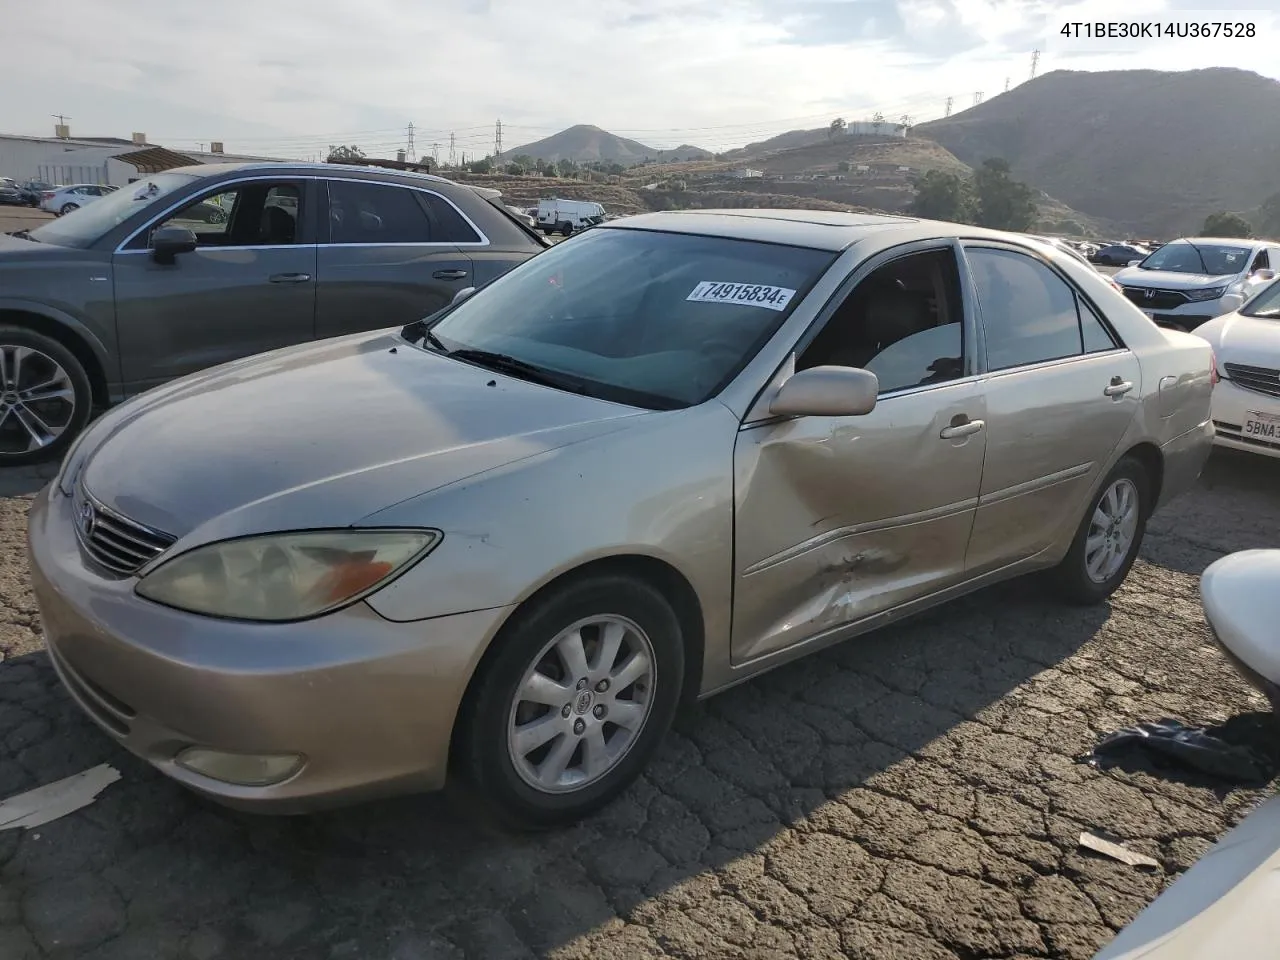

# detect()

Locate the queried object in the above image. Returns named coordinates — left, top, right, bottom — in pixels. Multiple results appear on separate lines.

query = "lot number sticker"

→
left=687, top=281, right=796, bottom=311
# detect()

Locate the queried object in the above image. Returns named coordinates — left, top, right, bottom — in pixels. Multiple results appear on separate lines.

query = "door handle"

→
left=1104, top=378, right=1134, bottom=398
left=432, top=269, right=468, bottom=281
left=939, top=417, right=985, bottom=439
left=268, top=272, right=311, bottom=283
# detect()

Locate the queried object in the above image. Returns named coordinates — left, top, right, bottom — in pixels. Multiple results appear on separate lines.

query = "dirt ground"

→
left=0, top=206, right=54, bottom=233
left=0, top=447, right=1276, bottom=960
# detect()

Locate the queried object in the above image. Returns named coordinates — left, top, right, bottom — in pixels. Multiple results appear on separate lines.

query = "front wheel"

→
left=453, top=575, right=685, bottom=830
left=58, top=203, right=79, bottom=216
left=0, top=326, right=94, bottom=466
left=1050, top=455, right=1151, bottom=605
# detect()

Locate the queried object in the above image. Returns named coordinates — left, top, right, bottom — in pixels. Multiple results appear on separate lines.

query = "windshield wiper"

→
left=448, top=348, right=590, bottom=394
left=1186, top=243, right=1211, bottom=274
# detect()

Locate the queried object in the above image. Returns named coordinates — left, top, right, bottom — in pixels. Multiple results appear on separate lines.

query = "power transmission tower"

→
left=493, top=118, right=504, bottom=159
left=1030, top=49, right=1040, bottom=79
left=1004, top=77, right=1010, bottom=92
left=900, top=114, right=912, bottom=129
left=944, top=97, right=953, bottom=117
left=448, top=132, right=456, bottom=166
left=406, top=121, right=416, bottom=161
left=973, top=91, right=984, bottom=106
left=432, top=142, right=439, bottom=165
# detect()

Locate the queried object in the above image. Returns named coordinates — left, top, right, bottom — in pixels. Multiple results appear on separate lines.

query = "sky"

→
left=2, top=0, right=1277, bottom=159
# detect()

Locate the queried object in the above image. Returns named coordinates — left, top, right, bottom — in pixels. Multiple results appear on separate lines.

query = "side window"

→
left=797, top=248, right=966, bottom=394
left=327, top=180, right=433, bottom=244
left=151, top=182, right=301, bottom=248
left=421, top=192, right=482, bottom=243
left=967, top=248, right=1082, bottom=371
left=1252, top=250, right=1270, bottom=271
left=1079, top=299, right=1117, bottom=353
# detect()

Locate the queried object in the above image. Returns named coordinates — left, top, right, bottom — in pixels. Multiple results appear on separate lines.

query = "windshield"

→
left=422, top=227, right=835, bottom=408
left=28, top=172, right=200, bottom=248
left=1138, top=242, right=1251, bottom=276
left=1242, top=279, right=1280, bottom=319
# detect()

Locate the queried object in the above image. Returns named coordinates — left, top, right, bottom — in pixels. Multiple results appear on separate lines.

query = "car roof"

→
left=160, top=161, right=460, bottom=189
left=1172, top=237, right=1265, bottom=247
left=604, top=209, right=1057, bottom=253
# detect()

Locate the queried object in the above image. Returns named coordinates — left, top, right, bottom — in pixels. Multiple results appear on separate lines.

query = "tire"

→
left=0, top=326, right=93, bottom=467
left=453, top=574, right=685, bottom=830
left=561, top=222, right=574, bottom=236
left=59, top=203, right=78, bottom=216
left=1050, top=455, right=1151, bottom=605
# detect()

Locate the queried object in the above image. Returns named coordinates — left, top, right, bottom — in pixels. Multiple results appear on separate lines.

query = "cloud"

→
left=0, top=0, right=1275, bottom=156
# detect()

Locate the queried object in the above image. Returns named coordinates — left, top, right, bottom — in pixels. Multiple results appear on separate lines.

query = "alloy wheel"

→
left=506, top=614, right=656, bottom=794
left=1085, top=477, right=1139, bottom=583
left=0, top=345, right=78, bottom=456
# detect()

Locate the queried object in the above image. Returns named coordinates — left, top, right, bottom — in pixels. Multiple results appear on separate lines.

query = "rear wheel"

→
left=453, top=575, right=685, bottom=830
left=0, top=327, right=93, bottom=467
left=1050, top=455, right=1151, bottom=605
left=560, top=222, right=573, bottom=236
left=58, top=203, right=78, bottom=216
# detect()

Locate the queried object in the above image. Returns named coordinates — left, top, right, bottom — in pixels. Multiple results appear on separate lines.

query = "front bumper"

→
left=27, top=484, right=513, bottom=813
left=1210, top=378, right=1280, bottom=459
left=1126, top=293, right=1241, bottom=331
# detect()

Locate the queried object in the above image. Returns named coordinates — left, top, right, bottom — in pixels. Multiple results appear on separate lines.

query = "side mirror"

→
left=769, top=366, right=879, bottom=418
left=151, top=226, right=197, bottom=264
left=1127, top=260, right=1142, bottom=267
left=1252, top=269, right=1275, bottom=282
left=452, top=286, right=477, bottom=305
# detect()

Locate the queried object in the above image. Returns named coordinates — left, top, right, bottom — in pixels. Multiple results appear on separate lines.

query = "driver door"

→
left=730, top=242, right=987, bottom=664
left=112, top=178, right=318, bottom=393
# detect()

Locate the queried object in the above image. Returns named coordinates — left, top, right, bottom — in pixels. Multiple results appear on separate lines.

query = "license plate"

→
left=1242, top=410, right=1280, bottom=442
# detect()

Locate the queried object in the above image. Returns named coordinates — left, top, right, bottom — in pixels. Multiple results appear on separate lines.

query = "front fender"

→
left=0, top=297, right=116, bottom=386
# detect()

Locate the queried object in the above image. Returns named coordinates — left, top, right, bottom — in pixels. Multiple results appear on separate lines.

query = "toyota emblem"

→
left=77, top=500, right=95, bottom=537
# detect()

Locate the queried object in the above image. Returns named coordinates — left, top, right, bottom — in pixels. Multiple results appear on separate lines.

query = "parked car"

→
left=0, top=162, right=548, bottom=465
left=1090, top=243, right=1150, bottom=266
left=1113, top=237, right=1280, bottom=332
left=1190, top=275, right=1280, bottom=457
left=0, top=178, right=24, bottom=206
left=536, top=197, right=606, bottom=236
left=29, top=210, right=1214, bottom=828
left=18, top=180, right=55, bottom=206
left=40, top=183, right=117, bottom=216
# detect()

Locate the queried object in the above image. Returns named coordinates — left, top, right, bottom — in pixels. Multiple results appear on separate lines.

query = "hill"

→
left=915, top=67, right=1280, bottom=237
left=502, top=124, right=712, bottom=164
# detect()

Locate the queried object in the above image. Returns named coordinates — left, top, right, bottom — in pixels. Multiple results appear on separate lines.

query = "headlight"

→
left=1185, top=286, right=1228, bottom=302
left=135, top=529, right=440, bottom=621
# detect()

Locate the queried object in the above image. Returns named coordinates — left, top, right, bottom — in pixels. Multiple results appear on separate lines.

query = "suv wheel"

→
left=0, top=327, right=93, bottom=466
left=454, top=575, right=685, bottom=830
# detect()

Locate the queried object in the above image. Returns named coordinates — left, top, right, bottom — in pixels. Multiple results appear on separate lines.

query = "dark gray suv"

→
left=0, top=162, right=548, bottom=464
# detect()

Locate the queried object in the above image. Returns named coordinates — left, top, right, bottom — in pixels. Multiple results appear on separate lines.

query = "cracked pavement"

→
left=0, top=449, right=1276, bottom=959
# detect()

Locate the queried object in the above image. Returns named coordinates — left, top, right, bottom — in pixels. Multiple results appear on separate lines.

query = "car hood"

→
left=1113, top=268, right=1237, bottom=289
left=80, top=331, right=651, bottom=544
left=1192, top=311, right=1280, bottom=368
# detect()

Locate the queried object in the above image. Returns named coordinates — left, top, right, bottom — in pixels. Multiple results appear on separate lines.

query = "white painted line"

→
left=0, top=764, right=121, bottom=830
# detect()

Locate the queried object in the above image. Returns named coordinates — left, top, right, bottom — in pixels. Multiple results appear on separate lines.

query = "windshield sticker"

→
left=686, top=281, right=797, bottom=311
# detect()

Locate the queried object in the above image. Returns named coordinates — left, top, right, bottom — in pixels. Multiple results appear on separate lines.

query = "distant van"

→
left=536, top=198, right=606, bottom=236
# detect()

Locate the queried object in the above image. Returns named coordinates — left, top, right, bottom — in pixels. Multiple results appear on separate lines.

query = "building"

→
left=732, top=167, right=764, bottom=179
left=0, top=129, right=287, bottom=186
left=842, top=121, right=908, bottom=138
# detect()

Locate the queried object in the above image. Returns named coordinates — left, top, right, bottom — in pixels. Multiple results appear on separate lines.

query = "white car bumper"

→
left=1210, top=376, right=1280, bottom=458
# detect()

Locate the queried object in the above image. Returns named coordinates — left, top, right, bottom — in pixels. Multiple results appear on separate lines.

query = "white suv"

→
left=1113, top=237, right=1280, bottom=332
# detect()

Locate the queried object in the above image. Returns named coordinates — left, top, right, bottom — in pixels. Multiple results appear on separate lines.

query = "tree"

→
left=1260, top=193, right=1280, bottom=239
left=1203, top=211, right=1253, bottom=238
left=326, top=144, right=365, bottom=161
left=556, top=158, right=579, bottom=178
left=836, top=161, right=851, bottom=173
left=973, top=158, right=1038, bottom=231
left=468, top=157, right=492, bottom=174
left=829, top=117, right=846, bottom=140
left=910, top=170, right=974, bottom=223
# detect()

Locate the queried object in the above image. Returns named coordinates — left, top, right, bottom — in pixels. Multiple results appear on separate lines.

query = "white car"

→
left=1113, top=237, right=1280, bottom=332
left=40, top=183, right=117, bottom=216
left=1191, top=277, right=1280, bottom=458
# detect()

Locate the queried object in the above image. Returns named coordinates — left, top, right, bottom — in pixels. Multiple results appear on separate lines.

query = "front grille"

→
left=1224, top=363, right=1280, bottom=399
left=1122, top=286, right=1188, bottom=311
left=73, top=485, right=175, bottom=576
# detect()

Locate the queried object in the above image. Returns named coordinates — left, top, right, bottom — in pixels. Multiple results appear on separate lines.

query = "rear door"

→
left=113, top=177, right=318, bottom=391
left=314, top=178, right=477, bottom=339
left=962, top=243, right=1141, bottom=574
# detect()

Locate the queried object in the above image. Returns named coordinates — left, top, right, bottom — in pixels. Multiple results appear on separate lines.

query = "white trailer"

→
left=536, top=198, right=606, bottom=236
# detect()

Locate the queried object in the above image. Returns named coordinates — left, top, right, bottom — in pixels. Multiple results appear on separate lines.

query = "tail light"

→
left=1210, top=348, right=1219, bottom=386
left=41, top=191, right=54, bottom=199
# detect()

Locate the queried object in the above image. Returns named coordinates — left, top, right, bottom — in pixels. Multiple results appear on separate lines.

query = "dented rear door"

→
left=729, top=381, right=987, bottom=665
